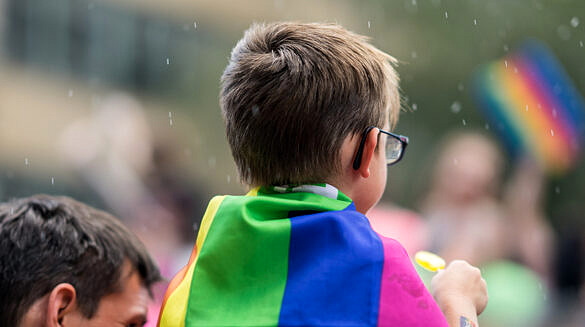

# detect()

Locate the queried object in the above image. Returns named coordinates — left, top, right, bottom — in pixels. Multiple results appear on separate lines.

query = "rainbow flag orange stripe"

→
left=474, top=41, right=585, bottom=174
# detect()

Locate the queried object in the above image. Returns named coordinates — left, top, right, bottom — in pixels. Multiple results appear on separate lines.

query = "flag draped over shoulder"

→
left=158, top=184, right=447, bottom=327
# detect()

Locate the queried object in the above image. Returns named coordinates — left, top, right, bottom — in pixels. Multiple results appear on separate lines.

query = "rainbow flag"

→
left=158, top=184, right=447, bottom=327
left=473, top=40, right=585, bottom=174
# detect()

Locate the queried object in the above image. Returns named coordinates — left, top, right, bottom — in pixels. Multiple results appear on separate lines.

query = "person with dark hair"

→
left=0, top=194, right=162, bottom=327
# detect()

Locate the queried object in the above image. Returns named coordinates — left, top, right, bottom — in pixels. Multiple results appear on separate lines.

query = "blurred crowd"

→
left=370, top=131, right=585, bottom=327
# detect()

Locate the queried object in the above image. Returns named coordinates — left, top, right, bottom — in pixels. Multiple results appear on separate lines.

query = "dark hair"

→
left=0, top=195, right=161, bottom=326
left=220, top=22, right=400, bottom=186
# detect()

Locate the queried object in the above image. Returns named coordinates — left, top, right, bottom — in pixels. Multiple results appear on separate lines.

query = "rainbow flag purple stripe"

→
left=473, top=41, right=585, bottom=174
left=158, top=184, right=447, bottom=326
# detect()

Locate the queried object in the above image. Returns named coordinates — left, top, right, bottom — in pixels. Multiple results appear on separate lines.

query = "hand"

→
left=431, top=260, right=488, bottom=317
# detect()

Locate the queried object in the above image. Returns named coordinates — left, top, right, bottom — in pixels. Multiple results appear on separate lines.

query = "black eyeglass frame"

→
left=352, top=126, right=409, bottom=170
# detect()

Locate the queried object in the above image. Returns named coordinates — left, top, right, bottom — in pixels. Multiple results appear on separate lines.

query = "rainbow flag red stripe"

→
left=474, top=41, right=585, bottom=174
left=158, top=184, right=447, bottom=326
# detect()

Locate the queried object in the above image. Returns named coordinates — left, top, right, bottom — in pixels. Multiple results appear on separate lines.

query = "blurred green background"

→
left=1, top=0, right=583, bottom=217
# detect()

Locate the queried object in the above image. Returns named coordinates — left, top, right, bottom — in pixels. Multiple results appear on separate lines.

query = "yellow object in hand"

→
left=415, top=251, right=446, bottom=272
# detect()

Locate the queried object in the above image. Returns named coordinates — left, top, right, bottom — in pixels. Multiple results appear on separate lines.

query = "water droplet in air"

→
left=580, top=41, right=584, bottom=47
left=457, top=83, right=464, bottom=91
left=462, top=119, right=467, bottom=126
left=450, top=101, right=462, bottom=113
left=166, top=58, right=170, bottom=65
left=525, top=105, right=529, bottom=111
left=551, top=129, right=554, bottom=136
left=169, top=111, right=173, bottom=126
left=411, top=51, right=418, bottom=59
left=368, top=21, right=371, bottom=29
left=68, top=89, right=73, bottom=97
left=412, top=103, right=418, bottom=111
left=557, top=25, right=571, bottom=40
left=51, top=177, right=55, bottom=185
left=444, top=11, right=448, bottom=19
left=473, top=19, right=477, bottom=25
left=484, top=123, right=490, bottom=130
left=193, top=21, right=197, bottom=29
left=227, top=175, right=231, bottom=183
left=504, top=60, right=508, bottom=68
left=24, top=158, right=30, bottom=166
left=208, top=157, right=216, bottom=168
left=570, top=17, right=580, bottom=28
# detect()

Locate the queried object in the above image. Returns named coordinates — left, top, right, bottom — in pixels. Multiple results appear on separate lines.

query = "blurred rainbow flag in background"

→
left=473, top=40, right=585, bottom=175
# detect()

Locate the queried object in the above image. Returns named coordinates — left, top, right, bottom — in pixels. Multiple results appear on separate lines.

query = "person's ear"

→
left=356, top=127, right=379, bottom=178
left=46, top=283, right=77, bottom=327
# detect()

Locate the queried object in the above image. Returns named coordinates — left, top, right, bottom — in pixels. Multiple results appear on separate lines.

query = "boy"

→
left=159, top=22, right=487, bottom=327
left=0, top=194, right=161, bottom=327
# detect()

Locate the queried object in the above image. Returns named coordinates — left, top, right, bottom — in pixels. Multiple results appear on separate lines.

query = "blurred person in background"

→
left=0, top=194, right=161, bottom=327
left=58, top=93, right=205, bottom=326
left=420, top=131, right=554, bottom=326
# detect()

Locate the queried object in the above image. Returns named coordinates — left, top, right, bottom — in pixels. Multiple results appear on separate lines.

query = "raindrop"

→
left=24, top=158, right=30, bottom=166
left=10, top=208, right=14, bottom=215
left=227, top=175, right=231, bottom=183
left=51, top=177, right=55, bottom=185
left=450, top=101, right=462, bottom=113
left=208, top=157, right=216, bottom=168
left=550, top=129, right=554, bottom=136
left=557, top=25, right=571, bottom=41
left=580, top=41, right=584, bottom=47
left=444, top=11, right=448, bottom=19
left=411, top=51, right=418, bottom=59
left=169, top=112, right=173, bottom=126
left=412, top=103, right=418, bottom=111
left=457, top=83, right=464, bottom=91
left=504, top=60, right=508, bottom=68
left=555, top=186, right=560, bottom=194
left=526, top=104, right=529, bottom=111
left=484, top=123, right=490, bottom=130
left=473, top=19, right=478, bottom=25
left=193, top=21, right=197, bottom=29
left=462, top=119, right=467, bottom=126
left=570, top=17, right=580, bottom=28
left=166, top=58, right=170, bottom=65
left=412, top=0, right=417, bottom=5
left=368, top=21, right=371, bottom=29
left=68, top=89, right=74, bottom=97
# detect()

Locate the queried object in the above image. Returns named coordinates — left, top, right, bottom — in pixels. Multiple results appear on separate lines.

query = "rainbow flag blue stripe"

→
left=158, top=185, right=447, bottom=326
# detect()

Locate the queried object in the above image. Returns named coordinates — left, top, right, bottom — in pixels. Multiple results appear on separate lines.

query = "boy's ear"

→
left=46, top=283, right=77, bottom=327
left=356, top=128, right=379, bottom=178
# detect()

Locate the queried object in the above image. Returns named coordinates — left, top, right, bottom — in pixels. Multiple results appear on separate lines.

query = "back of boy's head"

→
left=220, top=22, right=400, bottom=186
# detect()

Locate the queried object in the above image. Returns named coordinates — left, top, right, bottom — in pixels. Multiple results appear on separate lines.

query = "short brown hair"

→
left=220, top=22, right=400, bottom=186
left=0, top=195, right=161, bottom=326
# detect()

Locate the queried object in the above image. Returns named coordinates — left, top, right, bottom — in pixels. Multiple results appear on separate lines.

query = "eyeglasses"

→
left=352, top=126, right=409, bottom=170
